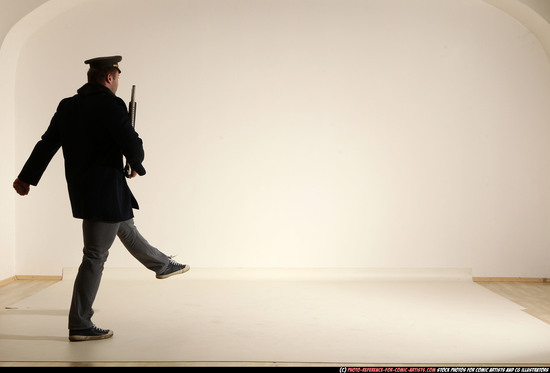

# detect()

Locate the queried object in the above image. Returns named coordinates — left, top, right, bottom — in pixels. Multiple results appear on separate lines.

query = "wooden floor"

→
left=476, top=281, right=550, bottom=325
left=0, top=279, right=60, bottom=307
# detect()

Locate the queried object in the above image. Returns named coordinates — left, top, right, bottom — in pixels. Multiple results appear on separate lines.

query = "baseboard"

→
left=473, top=277, right=550, bottom=283
left=0, top=275, right=62, bottom=286
left=0, top=276, right=16, bottom=286
left=15, top=275, right=63, bottom=281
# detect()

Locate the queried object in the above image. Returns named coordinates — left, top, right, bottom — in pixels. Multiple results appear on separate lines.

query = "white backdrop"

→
left=11, top=0, right=550, bottom=277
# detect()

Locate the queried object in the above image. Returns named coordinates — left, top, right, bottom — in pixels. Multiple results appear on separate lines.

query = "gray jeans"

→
left=68, top=218, right=171, bottom=330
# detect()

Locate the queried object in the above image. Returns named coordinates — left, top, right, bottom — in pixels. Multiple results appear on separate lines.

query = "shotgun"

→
left=123, top=85, right=137, bottom=178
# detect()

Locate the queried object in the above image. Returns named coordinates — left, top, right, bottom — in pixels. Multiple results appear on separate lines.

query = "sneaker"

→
left=156, top=256, right=190, bottom=279
left=69, top=325, right=113, bottom=342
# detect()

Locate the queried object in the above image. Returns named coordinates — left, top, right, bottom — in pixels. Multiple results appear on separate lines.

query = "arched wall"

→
left=3, top=0, right=550, bottom=278
left=0, top=0, right=87, bottom=279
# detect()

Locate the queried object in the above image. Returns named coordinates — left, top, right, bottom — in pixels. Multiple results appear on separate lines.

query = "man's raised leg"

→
left=117, top=219, right=189, bottom=278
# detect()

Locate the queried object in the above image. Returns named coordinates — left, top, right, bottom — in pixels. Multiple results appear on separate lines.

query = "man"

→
left=13, top=56, right=189, bottom=342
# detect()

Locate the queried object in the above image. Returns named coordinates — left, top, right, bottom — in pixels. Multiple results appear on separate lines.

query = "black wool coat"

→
left=18, top=83, right=146, bottom=222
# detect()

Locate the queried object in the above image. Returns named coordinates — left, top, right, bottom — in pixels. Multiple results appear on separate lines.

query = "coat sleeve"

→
left=17, top=105, right=63, bottom=186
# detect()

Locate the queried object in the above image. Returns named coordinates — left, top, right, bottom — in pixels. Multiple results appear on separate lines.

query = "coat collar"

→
left=77, top=82, right=115, bottom=97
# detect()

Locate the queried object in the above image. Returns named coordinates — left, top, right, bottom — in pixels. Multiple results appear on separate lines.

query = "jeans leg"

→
left=68, top=220, right=119, bottom=330
left=117, top=219, right=170, bottom=274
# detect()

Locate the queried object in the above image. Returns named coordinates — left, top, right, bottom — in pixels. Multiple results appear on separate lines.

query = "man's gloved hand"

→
left=13, top=178, right=31, bottom=196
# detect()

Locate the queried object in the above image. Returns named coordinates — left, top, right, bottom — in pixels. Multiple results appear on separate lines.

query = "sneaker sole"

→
left=69, top=330, right=114, bottom=342
left=156, top=265, right=190, bottom=279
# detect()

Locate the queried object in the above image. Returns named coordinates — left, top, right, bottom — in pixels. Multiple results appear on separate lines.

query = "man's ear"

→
left=106, top=73, right=114, bottom=84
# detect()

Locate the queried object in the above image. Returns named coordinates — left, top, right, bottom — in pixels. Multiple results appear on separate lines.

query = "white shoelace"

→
left=168, top=256, right=182, bottom=265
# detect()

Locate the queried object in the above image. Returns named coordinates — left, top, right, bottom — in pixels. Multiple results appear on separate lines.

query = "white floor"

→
left=1, top=268, right=550, bottom=365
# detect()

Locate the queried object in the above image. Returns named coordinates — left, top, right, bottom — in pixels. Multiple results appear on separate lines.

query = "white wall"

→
left=9, top=0, right=550, bottom=278
left=0, top=0, right=48, bottom=47
left=0, top=0, right=86, bottom=280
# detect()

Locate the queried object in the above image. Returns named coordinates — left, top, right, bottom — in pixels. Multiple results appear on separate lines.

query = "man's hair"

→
left=87, top=67, right=119, bottom=84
